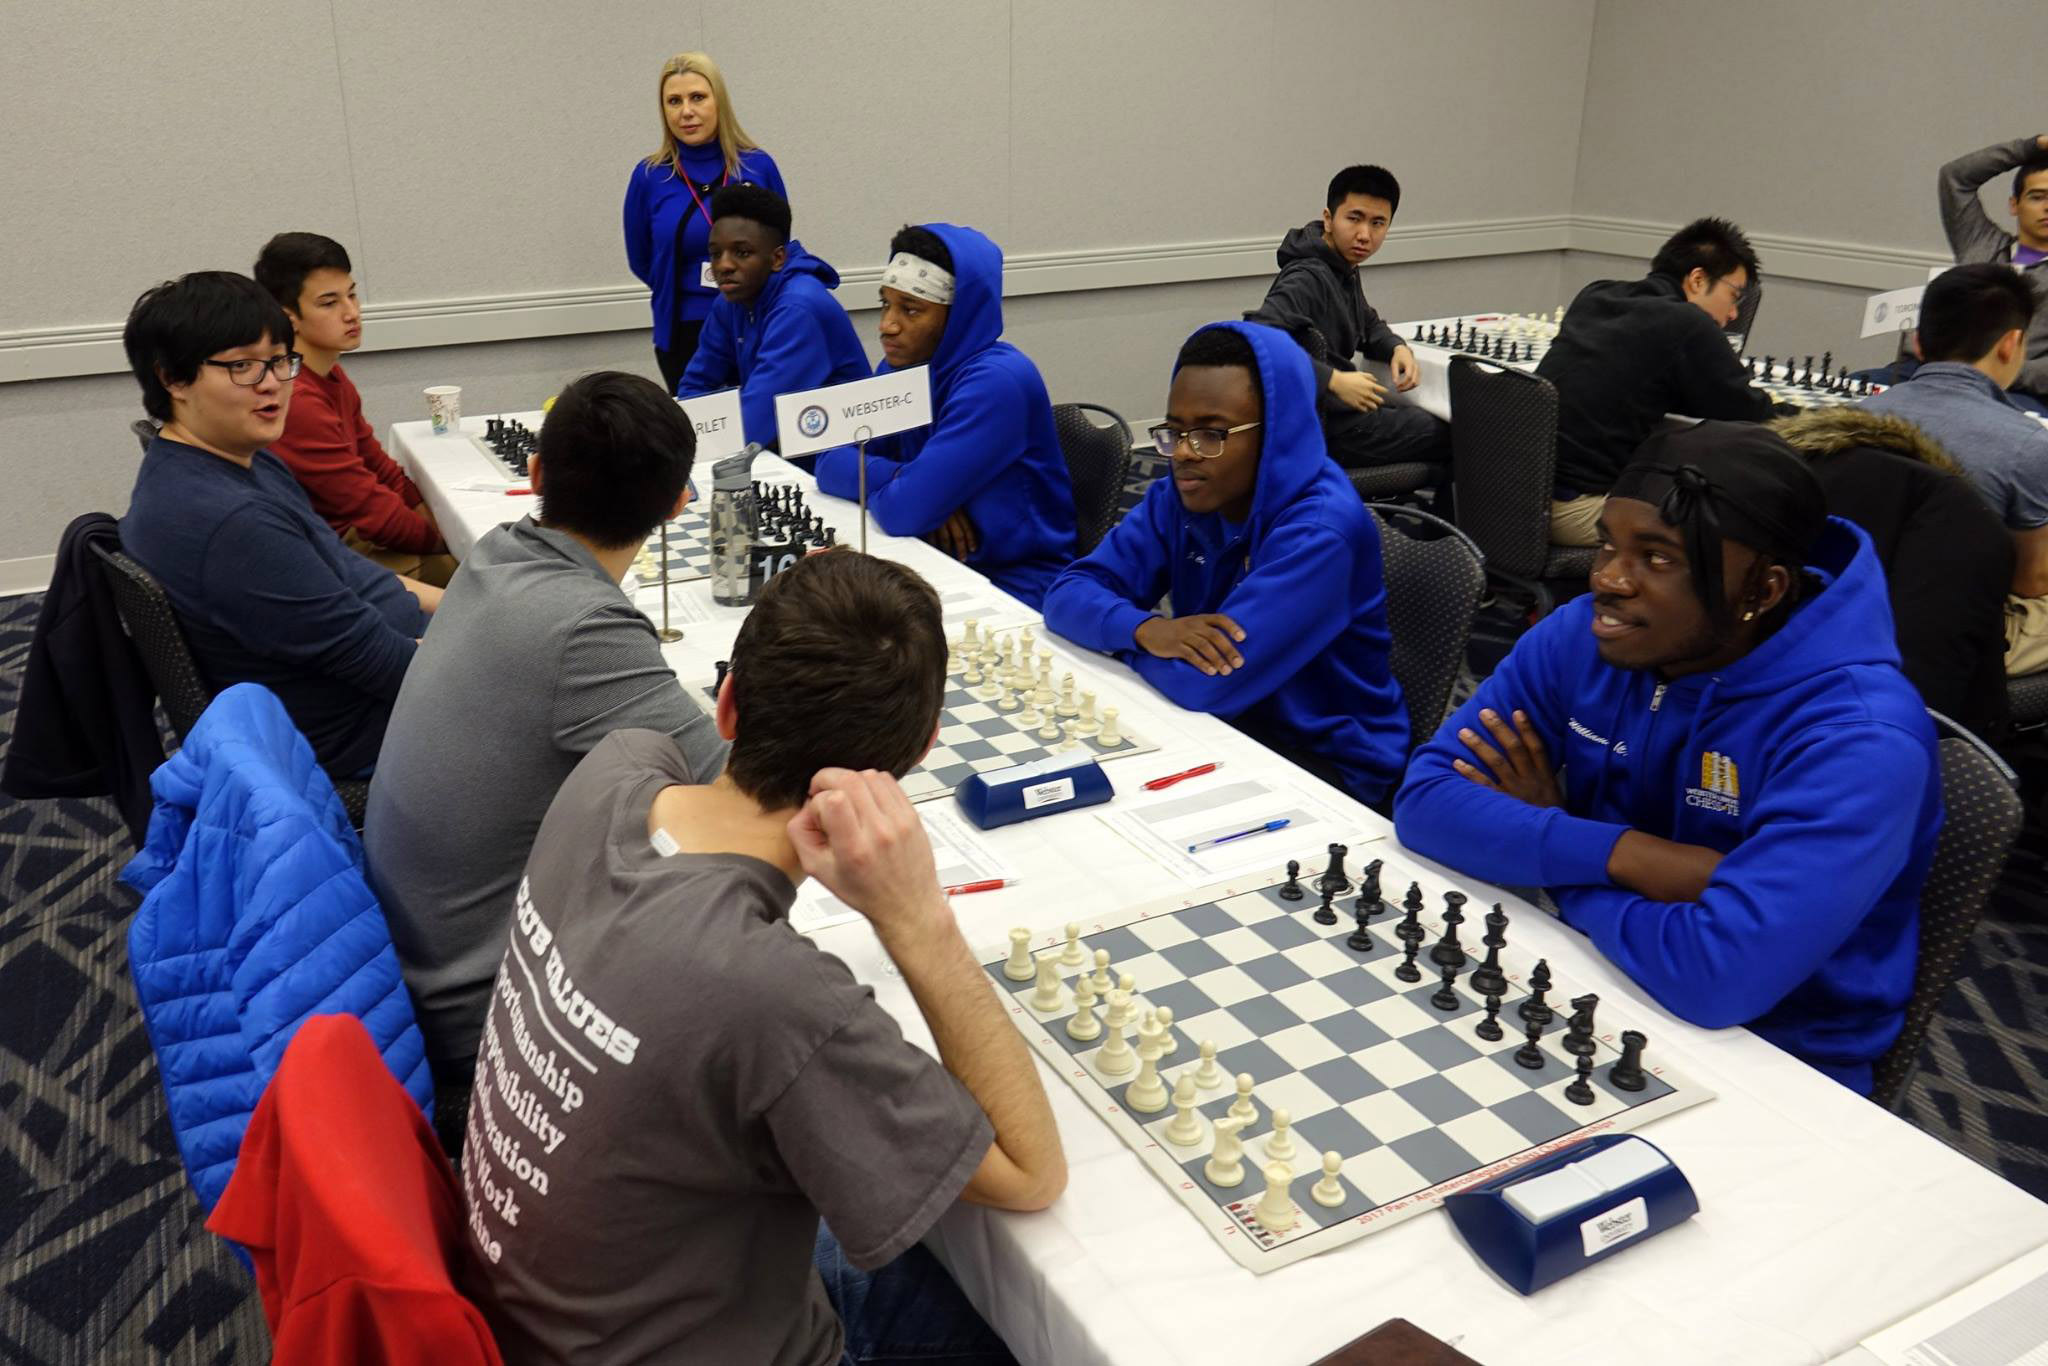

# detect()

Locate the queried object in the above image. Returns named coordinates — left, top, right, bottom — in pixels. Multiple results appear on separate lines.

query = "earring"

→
left=1741, top=608, right=1756, bottom=621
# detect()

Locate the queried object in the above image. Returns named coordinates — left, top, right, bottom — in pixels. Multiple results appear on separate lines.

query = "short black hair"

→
left=1917, top=262, right=2039, bottom=364
left=535, top=371, right=696, bottom=550
left=710, top=184, right=791, bottom=245
left=1326, top=165, right=1401, bottom=216
left=889, top=224, right=953, bottom=274
left=253, top=232, right=352, bottom=314
left=2013, top=154, right=2048, bottom=200
left=725, top=550, right=947, bottom=811
left=1174, top=326, right=1264, bottom=416
left=123, top=272, right=294, bottom=422
left=1651, top=217, right=1760, bottom=288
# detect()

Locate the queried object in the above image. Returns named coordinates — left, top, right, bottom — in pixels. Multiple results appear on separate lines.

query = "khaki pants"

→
left=2007, top=594, right=2048, bottom=677
left=342, top=526, right=458, bottom=587
left=1549, top=494, right=1606, bottom=548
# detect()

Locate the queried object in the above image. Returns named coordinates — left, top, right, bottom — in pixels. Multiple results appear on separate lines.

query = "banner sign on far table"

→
left=774, top=367, right=932, bottom=458
left=1861, top=284, right=1927, bottom=339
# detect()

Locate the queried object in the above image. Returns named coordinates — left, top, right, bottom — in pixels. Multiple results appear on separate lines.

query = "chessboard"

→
left=983, top=847, right=1712, bottom=1273
left=634, top=483, right=839, bottom=586
left=471, top=416, right=538, bottom=478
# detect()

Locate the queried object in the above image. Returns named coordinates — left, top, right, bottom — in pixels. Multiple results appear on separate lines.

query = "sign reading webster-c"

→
left=774, top=367, right=933, bottom=458
left=675, top=389, right=747, bottom=459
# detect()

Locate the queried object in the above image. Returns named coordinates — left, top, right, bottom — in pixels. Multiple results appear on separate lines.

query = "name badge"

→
left=700, top=261, right=716, bottom=289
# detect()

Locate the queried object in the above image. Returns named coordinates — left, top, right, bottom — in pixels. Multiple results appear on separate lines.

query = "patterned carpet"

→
left=2, top=477, right=2046, bottom=1358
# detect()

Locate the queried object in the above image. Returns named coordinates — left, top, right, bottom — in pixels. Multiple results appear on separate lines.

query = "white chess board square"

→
left=969, top=755, right=1018, bottom=773
left=1357, top=993, right=1442, bottom=1040
left=1341, top=1145, right=1430, bottom=1205
left=1264, top=1023, right=1343, bottom=1071
left=1348, top=1089, right=1432, bottom=1143
left=1270, top=979, right=1352, bottom=1023
left=1173, top=1008, right=1256, bottom=1054
left=1436, top=1109, right=1530, bottom=1167
left=1281, top=939, right=1357, bottom=978
left=1127, top=916, right=1198, bottom=952
left=1217, top=892, right=1284, bottom=926
left=989, top=731, right=1042, bottom=754
left=1251, top=1070, right=1340, bottom=1121
left=1197, top=932, right=1271, bottom=974
left=1114, top=951, right=1176, bottom=993
left=953, top=701, right=997, bottom=723
left=1355, top=1039, right=1434, bottom=1089
left=936, top=724, right=982, bottom=746
left=1439, top=1055, right=1526, bottom=1108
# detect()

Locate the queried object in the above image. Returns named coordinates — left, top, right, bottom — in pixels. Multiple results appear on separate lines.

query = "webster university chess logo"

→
left=1685, top=751, right=1740, bottom=815
left=797, top=404, right=829, bottom=440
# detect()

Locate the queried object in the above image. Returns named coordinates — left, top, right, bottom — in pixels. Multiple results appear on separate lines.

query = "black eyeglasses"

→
left=202, top=353, right=302, bottom=386
left=1147, top=422, right=1260, bottom=459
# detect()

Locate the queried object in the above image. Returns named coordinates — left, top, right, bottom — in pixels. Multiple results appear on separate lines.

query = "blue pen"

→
left=1187, top=818, right=1291, bottom=854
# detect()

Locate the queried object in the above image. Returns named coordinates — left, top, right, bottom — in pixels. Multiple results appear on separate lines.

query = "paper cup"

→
left=425, top=385, right=462, bottom=435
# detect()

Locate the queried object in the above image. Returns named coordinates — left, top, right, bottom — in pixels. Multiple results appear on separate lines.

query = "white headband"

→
left=881, top=252, right=956, bottom=306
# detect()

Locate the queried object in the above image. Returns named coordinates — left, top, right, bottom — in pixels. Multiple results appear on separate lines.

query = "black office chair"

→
left=2007, top=671, right=2048, bottom=731
left=1052, top=403, right=1137, bottom=555
left=91, top=544, right=371, bottom=828
left=1291, top=326, right=1436, bottom=502
left=1446, top=355, right=1594, bottom=618
left=1870, top=712, right=2023, bottom=1111
left=131, top=418, right=159, bottom=453
left=1364, top=503, right=1486, bottom=756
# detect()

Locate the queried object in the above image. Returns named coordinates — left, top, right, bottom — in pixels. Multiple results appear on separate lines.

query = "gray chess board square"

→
left=1393, top=1073, right=1484, bottom=1125
left=1488, top=1089, right=1581, bottom=1147
left=1248, top=915, right=1320, bottom=951
left=1158, top=939, right=1229, bottom=978
left=1400, top=1022, right=1485, bottom=1072
left=1288, top=1162, right=1377, bottom=1222
left=1301, top=1056, right=1387, bottom=1105
left=1081, top=926, right=1150, bottom=966
left=1321, top=967, right=1399, bottom=1008
left=1211, top=1040, right=1290, bottom=1088
left=1400, top=977, right=1482, bottom=1024
left=939, top=738, right=1000, bottom=763
left=1139, top=979, right=1218, bottom=1023
left=1290, top=1105, right=1379, bottom=1157
left=1388, top=1128, right=1481, bottom=1187
left=1175, top=903, right=1238, bottom=938
left=1310, top=1011, right=1392, bottom=1053
left=1487, top=1040, right=1573, bottom=1089
left=1239, top=954, right=1312, bottom=992
left=1176, top=1152, right=1260, bottom=1207
left=1225, top=996, right=1304, bottom=1039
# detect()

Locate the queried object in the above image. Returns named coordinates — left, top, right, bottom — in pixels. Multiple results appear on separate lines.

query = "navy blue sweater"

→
left=1394, top=519, right=1938, bottom=1092
left=1043, top=321, right=1408, bottom=803
left=121, top=437, right=423, bottom=774
left=814, top=224, right=1075, bottom=607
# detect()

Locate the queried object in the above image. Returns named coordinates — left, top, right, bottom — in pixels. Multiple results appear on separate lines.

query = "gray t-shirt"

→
left=364, top=517, right=728, bottom=1072
left=463, top=730, right=993, bottom=1366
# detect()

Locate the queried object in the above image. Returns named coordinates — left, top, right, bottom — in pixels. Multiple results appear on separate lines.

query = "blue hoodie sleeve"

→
left=623, top=168, right=653, bottom=287
left=1043, top=484, right=1178, bottom=655
left=1393, top=613, right=1628, bottom=888
left=738, top=295, right=836, bottom=447
left=814, top=364, right=1031, bottom=537
left=1551, top=722, right=1930, bottom=1028
left=676, top=301, right=740, bottom=399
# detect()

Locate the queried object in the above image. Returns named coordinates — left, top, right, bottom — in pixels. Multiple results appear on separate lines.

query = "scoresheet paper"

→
left=1097, top=775, right=1368, bottom=885
left=790, top=805, right=1013, bottom=934
left=1859, top=1239, right=2048, bottom=1365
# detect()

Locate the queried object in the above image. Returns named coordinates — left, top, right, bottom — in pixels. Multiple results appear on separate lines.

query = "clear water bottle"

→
left=709, top=445, right=763, bottom=605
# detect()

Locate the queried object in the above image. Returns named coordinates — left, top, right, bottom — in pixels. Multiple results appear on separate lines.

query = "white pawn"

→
left=1060, top=922, right=1085, bottom=967
left=1205, top=1115, right=1249, bottom=1187
left=1193, top=1040, right=1224, bottom=1089
left=1029, top=955, right=1063, bottom=1012
left=1125, top=1016, right=1169, bottom=1112
left=1096, top=992, right=1135, bottom=1075
left=975, top=668, right=1002, bottom=702
left=1002, top=927, right=1034, bottom=981
left=963, top=655, right=983, bottom=686
left=1154, top=1005, right=1178, bottom=1055
left=1038, top=712, right=1061, bottom=740
left=1256, top=1161, right=1298, bottom=1232
left=1113, top=972, right=1137, bottom=1025
left=997, top=678, right=1018, bottom=711
left=1265, top=1108, right=1298, bottom=1165
left=1059, top=721, right=1079, bottom=751
left=945, top=646, right=962, bottom=675
left=1066, top=975, right=1101, bottom=1041
left=1311, top=1151, right=1346, bottom=1208
left=1020, top=701, right=1042, bottom=729
left=1164, top=1073, right=1205, bottom=1147
left=1057, top=674, right=1079, bottom=717
left=1100, top=707, right=1123, bottom=747
left=1228, top=1072, right=1258, bottom=1127
left=1090, top=949, right=1112, bottom=996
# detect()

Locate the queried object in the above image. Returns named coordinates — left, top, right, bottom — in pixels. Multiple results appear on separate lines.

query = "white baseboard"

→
left=0, top=554, right=55, bottom=597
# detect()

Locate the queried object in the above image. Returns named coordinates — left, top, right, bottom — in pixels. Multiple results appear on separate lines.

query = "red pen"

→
left=943, top=878, right=1015, bottom=896
left=504, top=485, right=533, bottom=496
left=1143, top=762, right=1223, bottom=791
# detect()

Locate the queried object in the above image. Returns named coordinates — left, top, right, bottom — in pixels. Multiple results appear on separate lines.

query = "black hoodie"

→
left=1247, top=221, right=1402, bottom=412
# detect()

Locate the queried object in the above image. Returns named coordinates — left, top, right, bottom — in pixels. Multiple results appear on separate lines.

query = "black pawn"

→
left=1517, top=958, right=1555, bottom=1025
left=1278, top=859, right=1305, bottom=901
left=1317, top=843, right=1352, bottom=896
left=1469, top=904, right=1509, bottom=996
left=1429, top=890, right=1468, bottom=968
left=1564, top=1052, right=1597, bottom=1106
left=1314, top=884, right=1339, bottom=926
left=1514, top=1018, right=1546, bottom=1069
left=1347, top=901, right=1375, bottom=953
left=1430, top=961, right=1461, bottom=1012
left=1610, top=1030, right=1649, bottom=1092
left=1396, top=883, right=1427, bottom=946
left=1394, top=937, right=1422, bottom=983
left=1564, top=993, right=1600, bottom=1057
left=1476, top=992, right=1504, bottom=1042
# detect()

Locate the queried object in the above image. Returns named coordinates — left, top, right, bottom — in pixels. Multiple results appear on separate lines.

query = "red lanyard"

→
left=680, top=163, right=731, bottom=231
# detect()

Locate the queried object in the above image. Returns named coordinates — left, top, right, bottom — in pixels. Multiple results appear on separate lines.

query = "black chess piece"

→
left=1518, top=958, right=1555, bottom=1025
left=1347, top=900, right=1375, bottom=953
left=1610, top=1030, right=1649, bottom=1092
left=1396, top=883, right=1427, bottom=947
left=1564, top=1052, right=1597, bottom=1106
left=1563, top=993, right=1600, bottom=1057
left=1429, top=890, right=1468, bottom=968
left=1763, top=354, right=1775, bottom=382
left=1820, top=349, right=1833, bottom=382
left=1278, top=859, right=1305, bottom=901
left=1359, top=858, right=1384, bottom=912
left=1476, top=992, right=1504, bottom=1042
left=1314, top=884, right=1339, bottom=926
left=1430, top=961, right=1461, bottom=1012
left=1469, top=904, right=1509, bottom=996
left=1803, top=355, right=1817, bottom=386
left=713, top=659, right=730, bottom=694
left=1514, top=1018, right=1547, bottom=1069
left=1394, top=937, right=1422, bottom=983
left=1317, top=843, right=1352, bottom=896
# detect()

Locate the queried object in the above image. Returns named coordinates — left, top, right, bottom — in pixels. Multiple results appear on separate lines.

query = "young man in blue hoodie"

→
left=1043, top=322, right=1408, bottom=804
left=814, top=223, right=1076, bottom=608
left=674, top=185, right=871, bottom=452
left=1394, top=423, right=1940, bottom=1093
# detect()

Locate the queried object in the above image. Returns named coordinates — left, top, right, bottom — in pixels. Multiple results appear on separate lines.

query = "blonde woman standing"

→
left=624, top=52, right=786, bottom=391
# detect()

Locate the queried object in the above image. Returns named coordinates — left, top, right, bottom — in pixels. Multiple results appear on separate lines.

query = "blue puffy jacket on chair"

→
left=123, top=683, right=433, bottom=1212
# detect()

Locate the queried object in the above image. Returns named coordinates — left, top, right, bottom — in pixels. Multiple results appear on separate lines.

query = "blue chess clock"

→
left=955, top=754, right=1113, bottom=829
left=1443, top=1133, right=1698, bottom=1294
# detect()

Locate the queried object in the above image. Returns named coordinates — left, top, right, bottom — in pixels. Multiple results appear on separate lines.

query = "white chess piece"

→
left=1125, top=1017, right=1169, bottom=1112
left=1066, top=974, right=1101, bottom=1041
left=1096, top=991, right=1135, bottom=1075
left=1029, top=955, right=1063, bottom=1012
left=1265, top=1108, right=1298, bottom=1165
left=1020, top=701, right=1042, bottom=729
left=1059, top=721, right=1079, bottom=752
left=1019, top=626, right=1035, bottom=659
left=963, top=655, right=983, bottom=686
left=1153, top=1005, right=1177, bottom=1055
left=1194, top=1040, right=1224, bottom=1088
left=1090, top=949, right=1112, bottom=995
left=1060, top=922, right=1085, bottom=967
left=1038, top=713, right=1061, bottom=740
left=1204, top=1115, right=1249, bottom=1187
left=1228, top=1072, right=1258, bottom=1127
left=945, top=646, right=962, bottom=675
left=1002, top=928, right=1034, bottom=981
left=1099, top=707, right=1122, bottom=747
left=975, top=668, right=1001, bottom=702
left=1164, top=1073, right=1205, bottom=1146
left=1311, top=1151, right=1346, bottom=1208
left=1255, top=1161, right=1298, bottom=1232
left=997, top=678, right=1018, bottom=711
left=1076, top=691, right=1099, bottom=736
left=1057, top=674, right=1079, bottom=718
left=960, top=618, right=979, bottom=652
left=1033, top=660, right=1055, bottom=708
left=1114, top=972, right=1136, bottom=1024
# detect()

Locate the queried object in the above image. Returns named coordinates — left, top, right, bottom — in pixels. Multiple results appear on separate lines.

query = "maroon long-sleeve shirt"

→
left=272, top=361, right=444, bottom=554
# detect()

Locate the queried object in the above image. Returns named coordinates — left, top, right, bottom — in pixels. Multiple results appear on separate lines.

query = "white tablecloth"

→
left=392, top=415, right=2048, bottom=1366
